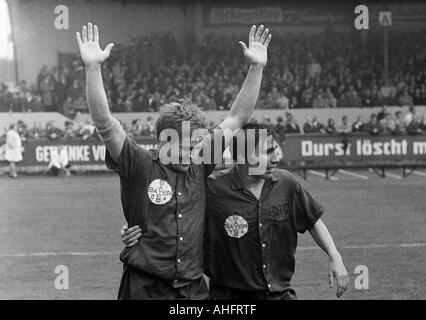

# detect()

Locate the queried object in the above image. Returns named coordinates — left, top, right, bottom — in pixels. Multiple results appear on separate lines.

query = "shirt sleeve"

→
left=105, top=135, right=152, bottom=185
left=293, top=179, right=324, bottom=234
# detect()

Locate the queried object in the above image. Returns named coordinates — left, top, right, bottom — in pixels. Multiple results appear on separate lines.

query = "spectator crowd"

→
left=2, top=105, right=426, bottom=143
left=1, top=30, right=426, bottom=118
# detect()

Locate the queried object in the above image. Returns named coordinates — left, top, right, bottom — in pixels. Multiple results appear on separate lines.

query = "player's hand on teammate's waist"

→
left=238, top=25, right=271, bottom=67
left=329, top=257, right=350, bottom=298
left=121, top=224, right=142, bottom=247
left=76, top=22, right=114, bottom=66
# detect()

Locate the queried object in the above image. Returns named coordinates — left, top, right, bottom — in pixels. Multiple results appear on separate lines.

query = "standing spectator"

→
left=40, top=74, right=56, bottom=111
left=4, top=124, right=23, bottom=178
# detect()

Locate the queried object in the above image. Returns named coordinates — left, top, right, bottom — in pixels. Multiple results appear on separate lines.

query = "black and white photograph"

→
left=0, top=0, right=425, bottom=306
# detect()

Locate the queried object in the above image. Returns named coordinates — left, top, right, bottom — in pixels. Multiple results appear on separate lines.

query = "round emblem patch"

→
left=224, top=215, right=249, bottom=238
left=148, top=179, right=173, bottom=205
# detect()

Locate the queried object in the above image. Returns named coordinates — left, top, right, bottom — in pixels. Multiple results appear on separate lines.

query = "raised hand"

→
left=76, top=23, right=114, bottom=66
left=238, top=25, right=271, bottom=67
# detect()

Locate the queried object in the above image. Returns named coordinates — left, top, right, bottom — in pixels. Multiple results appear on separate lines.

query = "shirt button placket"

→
left=176, top=183, right=184, bottom=278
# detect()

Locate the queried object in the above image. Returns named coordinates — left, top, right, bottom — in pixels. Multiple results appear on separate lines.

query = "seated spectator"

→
left=129, top=119, right=143, bottom=138
left=325, top=118, right=337, bottom=134
left=312, top=93, right=327, bottom=108
left=306, top=56, right=321, bottom=79
left=379, top=113, right=397, bottom=135
left=404, top=106, right=418, bottom=127
left=337, top=116, right=352, bottom=134
left=380, top=82, right=398, bottom=105
left=26, top=123, right=43, bottom=139
left=284, top=112, right=301, bottom=133
left=63, top=121, right=76, bottom=139
left=289, top=96, right=300, bottom=109
left=364, top=113, right=382, bottom=136
left=394, top=111, right=406, bottom=134
left=63, top=97, right=76, bottom=119
left=352, top=116, right=365, bottom=133
left=146, top=116, right=156, bottom=136
left=398, top=88, right=414, bottom=107
left=44, top=122, right=63, bottom=140
left=361, top=89, right=373, bottom=107
left=276, top=90, right=289, bottom=109
left=263, top=114, right=271, bottom=124
left=303, top=116, right=325, bottom=134
left=28, top=94, right=44, bottom=112
left=348, top=90, right=362, bottom=107
left=324, top=87, right=337, bottom=108
left=275, top=116, right=286, bottom=143
left=377, top=106, right=387, bottom=122
left=78, top=119, right=96, bottom=140
left=420, top=115, right=426, bottom=131
left=406, top=114, right=423, bottom=135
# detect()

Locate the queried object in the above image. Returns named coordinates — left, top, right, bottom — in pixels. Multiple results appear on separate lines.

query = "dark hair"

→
left=231, top=122, right=277, bottom=162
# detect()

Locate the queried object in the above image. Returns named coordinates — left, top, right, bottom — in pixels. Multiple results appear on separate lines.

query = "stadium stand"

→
left=2, top=31, right=426, bottom=116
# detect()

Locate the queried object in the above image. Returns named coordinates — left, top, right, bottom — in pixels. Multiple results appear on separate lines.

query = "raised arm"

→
left=308, top=219, right=350, bottom=298
left=219, top=25, right=271, bottom=145
left=76, top=23, right=124, bottom=161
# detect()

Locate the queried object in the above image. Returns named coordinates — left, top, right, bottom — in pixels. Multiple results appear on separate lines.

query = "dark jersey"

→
left=205, top=167, right=324, bottom=292
left=106, top=135, right=218, bottom=286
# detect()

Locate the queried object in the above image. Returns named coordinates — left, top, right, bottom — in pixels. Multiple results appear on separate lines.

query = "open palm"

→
left=239, top=25, right=271, bottom=67
left=76, top=23, right=114, bottom=66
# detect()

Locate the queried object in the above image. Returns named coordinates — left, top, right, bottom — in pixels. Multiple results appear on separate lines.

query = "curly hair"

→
left=155, top=99, right=208, bottom=140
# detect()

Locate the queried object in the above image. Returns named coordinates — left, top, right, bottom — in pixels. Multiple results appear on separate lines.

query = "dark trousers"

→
left=118, top=265, right=209, bottom=300
left=209, top=281, right=297, bottom=300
